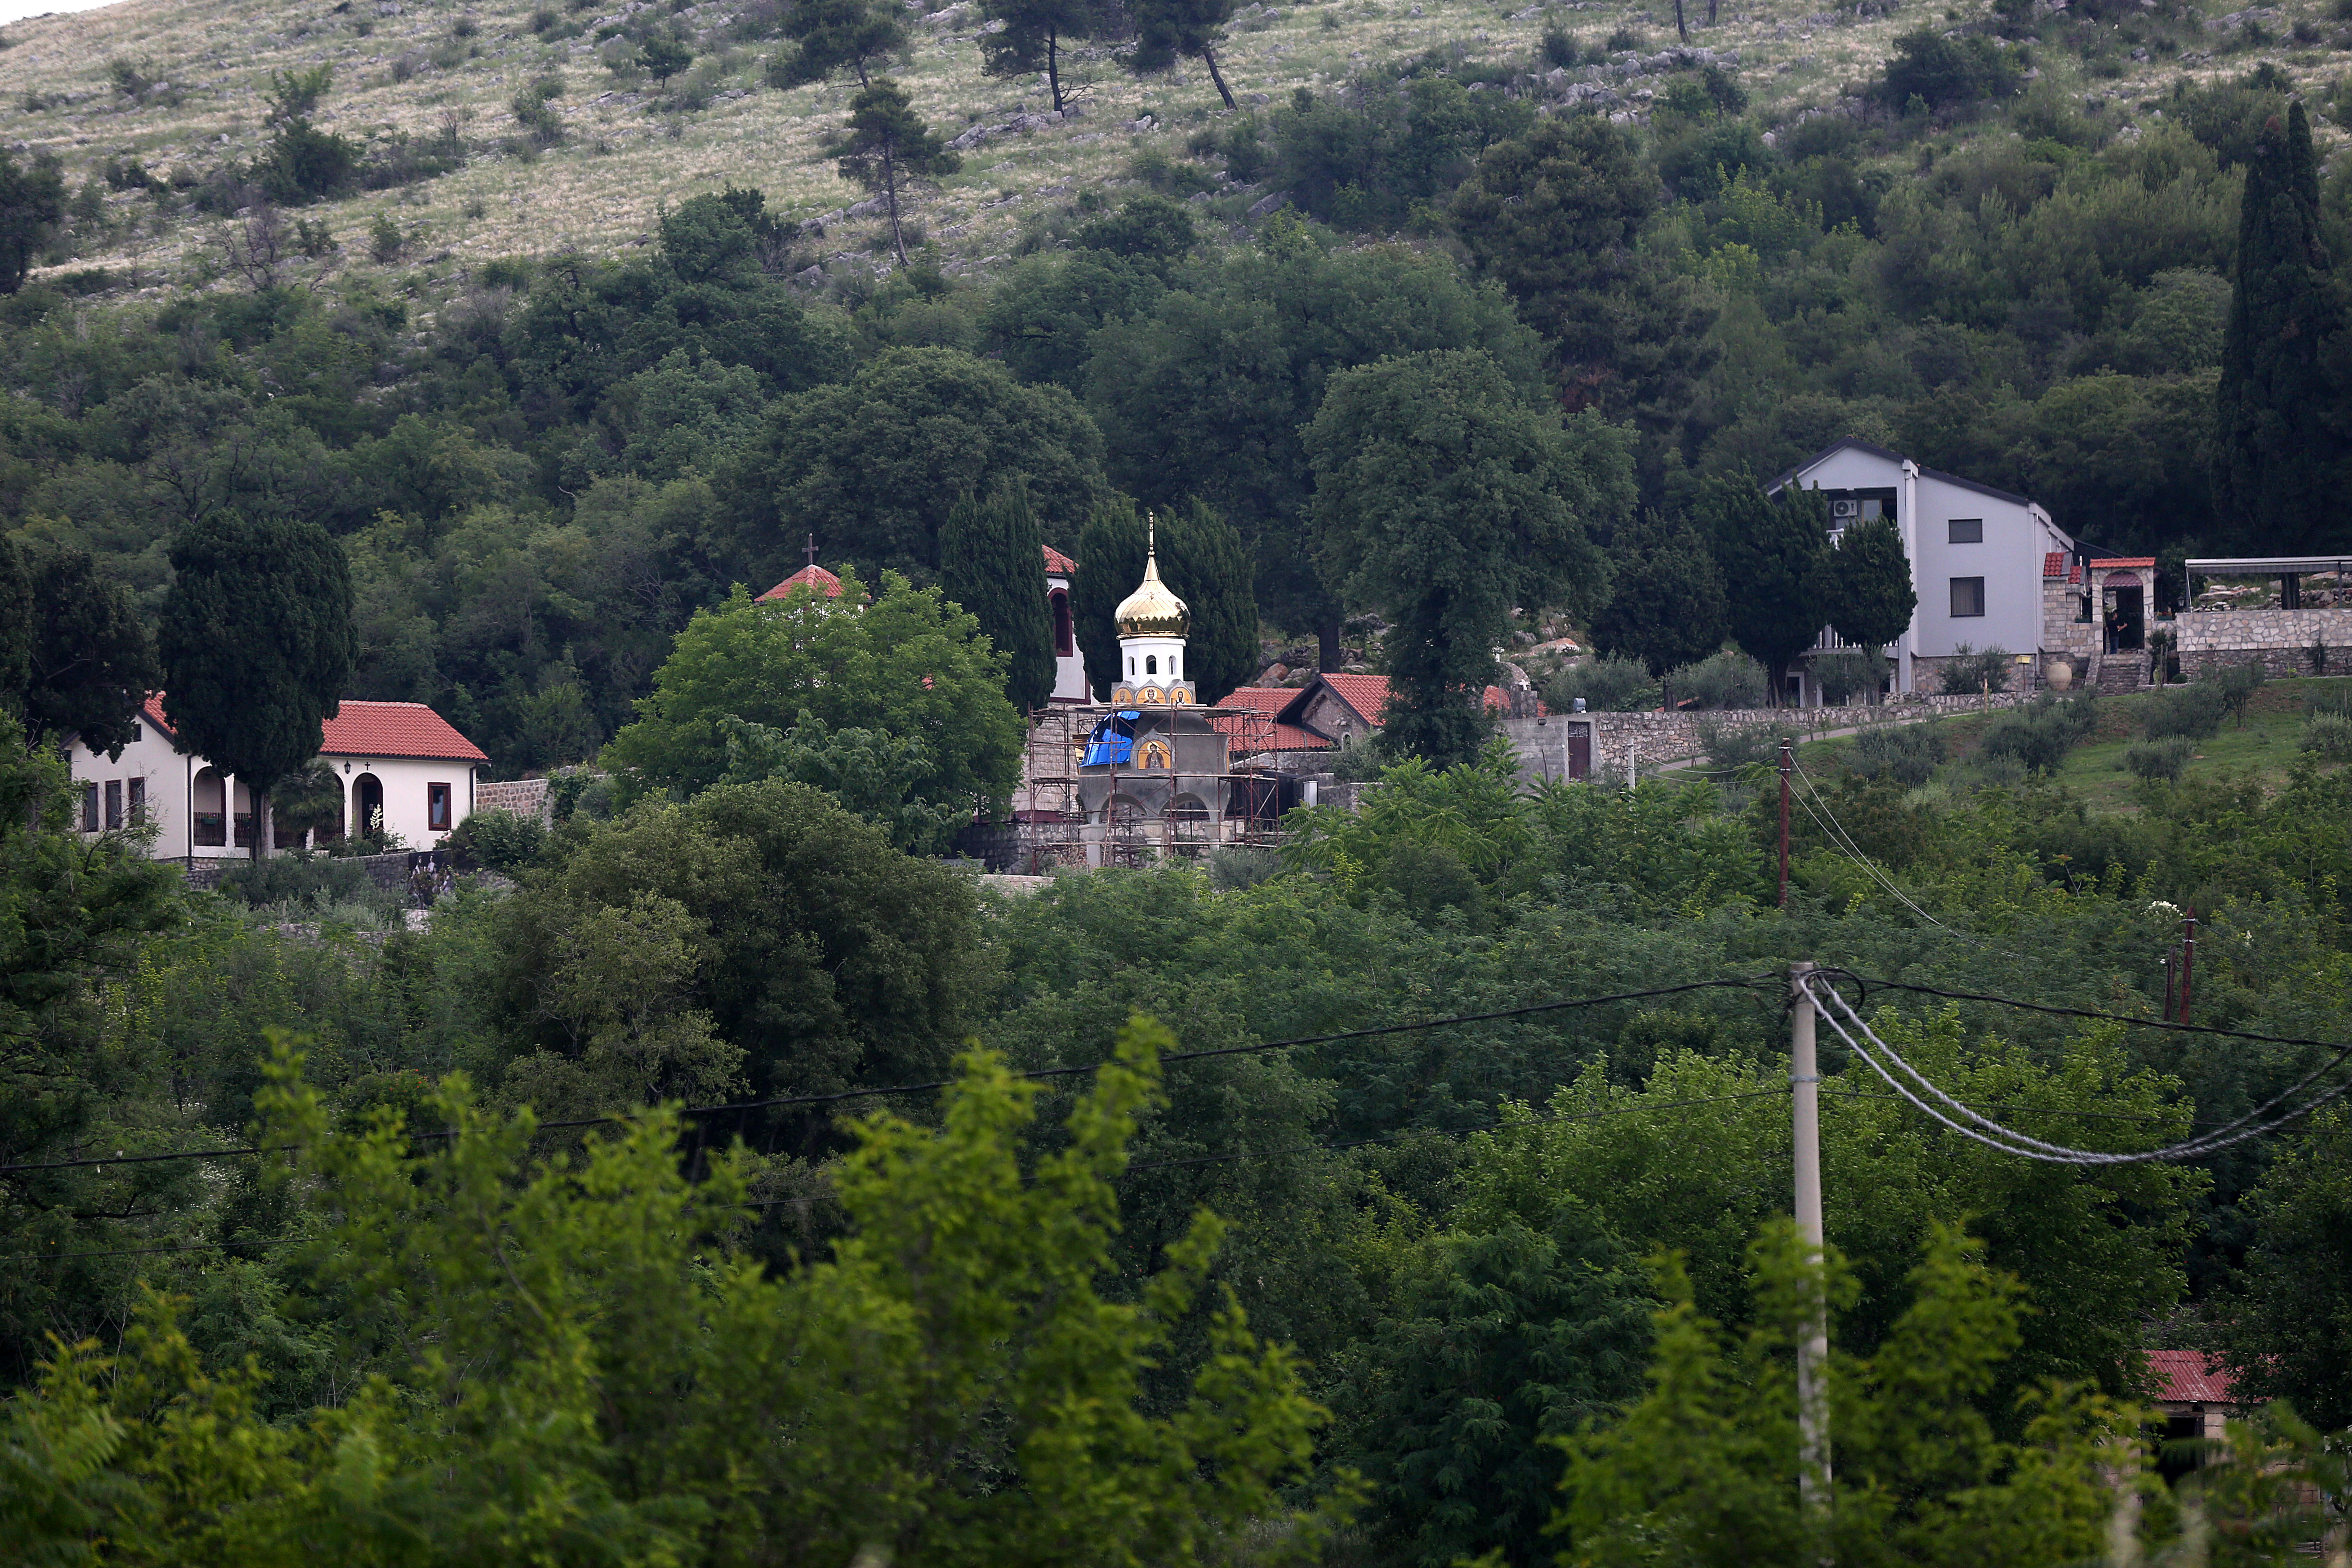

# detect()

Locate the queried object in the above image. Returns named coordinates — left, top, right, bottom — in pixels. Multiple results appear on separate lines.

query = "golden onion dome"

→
left=1114, top=530, right=1189, bottom=639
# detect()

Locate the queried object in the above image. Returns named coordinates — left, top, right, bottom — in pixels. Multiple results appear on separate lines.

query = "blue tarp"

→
left=1081, top=712, right=1143, bottom=767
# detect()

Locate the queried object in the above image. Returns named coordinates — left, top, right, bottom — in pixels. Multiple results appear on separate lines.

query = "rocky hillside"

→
left=1, top=0, right=2343, bottom=296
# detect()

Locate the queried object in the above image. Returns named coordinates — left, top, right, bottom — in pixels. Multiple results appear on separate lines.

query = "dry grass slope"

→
left=0, top=0, right=2343, bottom=293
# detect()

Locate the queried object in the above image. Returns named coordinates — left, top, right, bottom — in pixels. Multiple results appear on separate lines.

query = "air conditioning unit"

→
left=1830, top=499, right=1861, bottom=519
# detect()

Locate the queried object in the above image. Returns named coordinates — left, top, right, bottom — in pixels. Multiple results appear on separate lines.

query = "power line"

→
left=1840, top=974, right=2352, bottom=1054
left=1800, top=970, right=2352, bottom=1165
left=0, top=976, right=1782, bottom=1177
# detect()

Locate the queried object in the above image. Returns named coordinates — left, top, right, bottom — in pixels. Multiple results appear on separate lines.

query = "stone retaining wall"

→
left=2173, top=608, right=2352, bottom=679
left=1499, top=691, right=2035, bottom=778
left=174, top=849, right=457, bottom=906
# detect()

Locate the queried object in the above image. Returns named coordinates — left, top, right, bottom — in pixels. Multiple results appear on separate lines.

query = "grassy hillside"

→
left=1, top=0, right=2345, bottom=289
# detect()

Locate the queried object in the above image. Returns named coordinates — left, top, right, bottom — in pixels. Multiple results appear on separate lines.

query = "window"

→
left=104, top=780, right=122, bottom=831
left=1050, top=588, right=1074, bottom=657
left=80, top=782, right=99, bottom=832
left=1146, top=654, right=1158, bottom=675
left=427, top=782, right=453, bottom=833
left=1948, top=519, right=1983, bottom=544
left=127, top=777, right=145, bottom=825
left=1951, top=577, right=1986, bottom=617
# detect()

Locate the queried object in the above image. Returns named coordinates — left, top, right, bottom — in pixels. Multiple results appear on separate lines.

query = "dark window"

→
left=80, top=782, right=99, bottom=832
left=1050, top=588, right=1074, bottom=657
left=428, top=782, right=452, bottom=832
left=1951, top=577, right=1987, bottom=617
left=1145, top=655, right=1158, bottom=675
left=127, top=777, right=145, bottom=824
left=104, top=780, right=122, bottom=831
left=1948, top=519, right=1983, bottom=544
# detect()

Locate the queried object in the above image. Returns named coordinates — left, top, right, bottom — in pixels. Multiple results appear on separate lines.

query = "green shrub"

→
left=1979, top=693, right=2097, bottom=773
left=447, top=808, right=548, bottom=872
left=2310, top=683, right=2352, bottom=721
left=2300, top=711, right=2352, bottom=760
left=2124, top=736, right=2194, bottom=782
left=217, top=853, right=405, bottom=922
left=1667, top=649, right=1769, bottom=710
left=1695, top=719, right=1786, bottom=771
left=1546, top=655, right=1659, bottom=714
left=1813, top=646, right=1888, bottom=705
left=2144, top=683, right=2225, bottom=741
left=1939, top=644, right=2013, bottom=695
left=2207, top=660, right=2266, bottom=726
left=1849, top=723, right=1946, bottom=787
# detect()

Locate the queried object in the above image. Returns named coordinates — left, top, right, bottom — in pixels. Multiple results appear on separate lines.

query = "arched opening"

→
left=193, top=768, right=227, bottom=847
left=1167, top=793, right=1212, bottom=855
left=354, top=773, right=385, bottom=842
left=1146, top=654, right=1158, bottom=675
left=1050, top=587, right=1074, bottom=657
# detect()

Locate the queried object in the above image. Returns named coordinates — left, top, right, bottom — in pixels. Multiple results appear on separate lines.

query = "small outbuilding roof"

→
left=2147, top=1350, right=2236, bottom=1407
left=1043, top=544, right=1079, bottom=576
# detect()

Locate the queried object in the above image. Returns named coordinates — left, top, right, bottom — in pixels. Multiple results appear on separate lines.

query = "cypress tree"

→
left=1589, top=510, right=1728, bottom=677
left=1072, top=501, right=1147, bottom=702
left=939, top=484, right=1057, bottom=714
left=157, top=513, right=356, bottom=858
left=1700, top=470, right=1827, bottom=705
left=1158, top=499, right=1258, bottom=704
left=17, top=543, right=160, bottom=758
left=1820, top=514, right=1916, bottom=654
left=2216, top=101, right=2350, bottom=553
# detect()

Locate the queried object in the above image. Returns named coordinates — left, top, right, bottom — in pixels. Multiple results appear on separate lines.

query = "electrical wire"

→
left=0, top=975, right=1783, bottom=1177
left=1799, top=970, right=2352, bottom=1165
left=1842, top=975, right=2352, bottom=1053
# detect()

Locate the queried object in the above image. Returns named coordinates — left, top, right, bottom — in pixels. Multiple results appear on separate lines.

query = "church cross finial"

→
left=804, top=533, right=819, bottom=569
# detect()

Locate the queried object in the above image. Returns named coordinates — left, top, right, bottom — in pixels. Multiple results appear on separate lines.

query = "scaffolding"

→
left=1006, top=705, right=1298, bottom=871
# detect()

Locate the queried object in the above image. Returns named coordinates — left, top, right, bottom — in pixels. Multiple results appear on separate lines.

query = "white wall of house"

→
left=69, top=736, right=477, bottom=858
left=1775, top=441, right=2075, bottom=695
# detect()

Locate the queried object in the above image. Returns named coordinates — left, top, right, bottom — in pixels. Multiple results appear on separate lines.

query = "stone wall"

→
left=1499, top=691, right=2036, bottom=779
left=474, top=777, right=552, bottom=825
left=174, top=849, right=457, bottom=905
left=2174, top=608, right=2352, bottom=679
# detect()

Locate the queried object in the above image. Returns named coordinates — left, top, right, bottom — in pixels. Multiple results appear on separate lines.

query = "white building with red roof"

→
left=69, top=695, right=489, bottom=858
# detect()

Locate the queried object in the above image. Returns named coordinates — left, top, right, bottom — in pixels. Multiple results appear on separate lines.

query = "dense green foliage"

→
left=940, top=483, right=1058, bottom=714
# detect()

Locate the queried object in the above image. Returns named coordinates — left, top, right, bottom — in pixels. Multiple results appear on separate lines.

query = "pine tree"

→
left=939, top=484, right=1058, bottom=713
left=1819, top=513, right=1916, bottom=666
left=771, top=0, right=907, bottom=87
left=822, top=78, right=960, bottom=267
left=157, top=513, right=356, bottom=858
left=1589, top=510, right=1728, bottom=678
left=979, top=0, right=1113, bottom=112
left=1158, top=499, right=1258, bottom=704
left=2215, top=100, right=2351, bottom=554
left=1700, top=470, right=1827, bottom=706
left=1127, top=0, right=1241, bottom=110
left=1073, top=501, right=1148, bottom=702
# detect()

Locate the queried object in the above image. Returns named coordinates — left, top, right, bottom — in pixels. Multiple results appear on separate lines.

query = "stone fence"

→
left=2172, top=607, right=2352, bottom=679
left=1498, top=691, right=2037, bottom=779
left=175, top=849, right=459, bottom=906
left=474, top=776, right=554, bottom=825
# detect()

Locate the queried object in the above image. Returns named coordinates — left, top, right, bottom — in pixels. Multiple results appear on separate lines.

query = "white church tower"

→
left=1109, top=520, right=1194, bottom=707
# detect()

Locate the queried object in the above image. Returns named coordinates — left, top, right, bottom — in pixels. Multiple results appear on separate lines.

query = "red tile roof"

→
left=2044, top=552, right=2069, bottom=580
left=1207, top=710, right=1330, bottom=753
left=1215, top=687, right=1298, bottom=714
left=2147, top=1350, right=2235, bottom=1405
left=1317, top=673, right=1518, bottom=726
left=143, top=695, right=488, bottom=763
left=1043, top=545, right=1078, bottom=576
left=2092, top=557, right=2158, bottom=571
left=758, top=564, right=846, bottom=601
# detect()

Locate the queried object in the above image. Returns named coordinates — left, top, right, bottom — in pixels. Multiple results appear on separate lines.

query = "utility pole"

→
left=1790, top=962, right=1831, bottom=1526
left=1779, top=737, right=1793, bottom=909
left=2179, top=908, right=2197, bottom=1024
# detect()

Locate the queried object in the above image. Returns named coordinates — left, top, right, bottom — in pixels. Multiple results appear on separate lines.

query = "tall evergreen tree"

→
left=939, top=483, right=1057, bottom=713
left=1072, top=501, right=1147, bottom=703
left=15, top=544, right=161, bottom=759
left=822, top=78, right=960, bottom=267
left=0, top=537, right=29, bottom=712
left=2215, top=101, right=2351, bottom=554
left=1699, top=471, right=1827, bottom=705
left=771, top=0, right=908, bottom=87
left=0, top=147, right=64, bottom=296
left=1589, top=510, right=1728, bottom=678
left=1820, top=513, right=1917, bottom=662
left=157, top=513, right=356, bottom=859
left=979, top=0, right=1111, bottom=113
left=1158, top=499, right=1258, bottom=705
left=1127, top=0, right=1240, bottom=110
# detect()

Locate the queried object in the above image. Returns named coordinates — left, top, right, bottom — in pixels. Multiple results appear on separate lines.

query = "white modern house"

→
left=70, top=695, right=489, bottom=858
left=1768, top=439, right=2083, bottom=699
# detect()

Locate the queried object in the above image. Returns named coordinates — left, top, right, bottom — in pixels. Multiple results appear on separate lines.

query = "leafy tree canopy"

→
left=1590, top=509, right=1730, bottom=677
